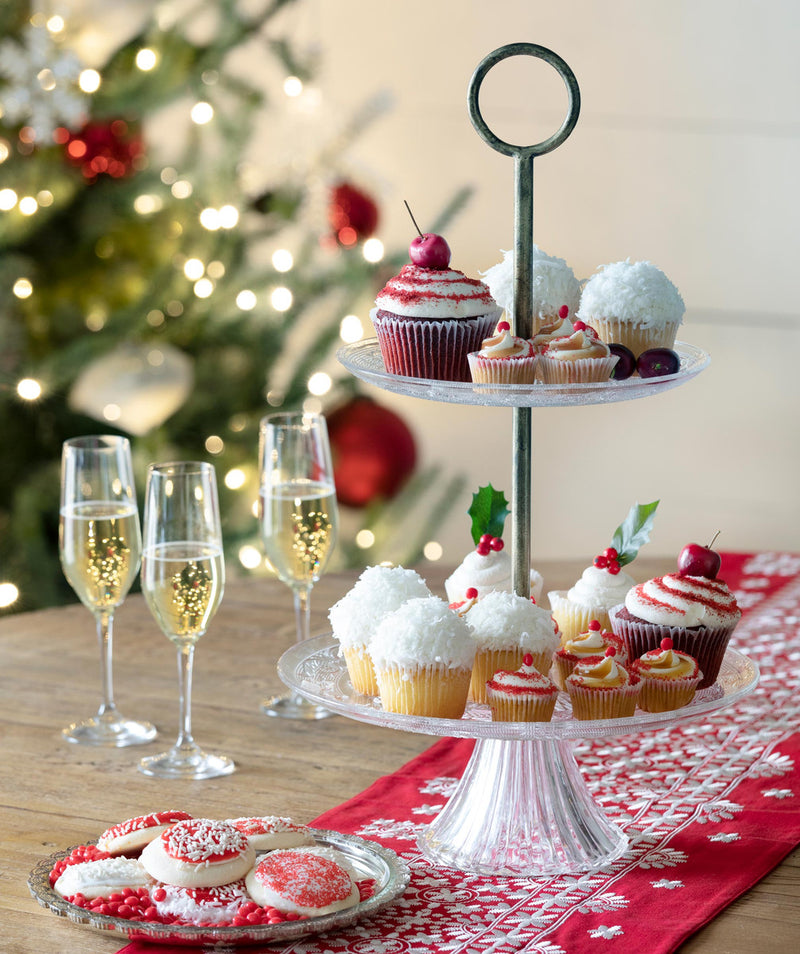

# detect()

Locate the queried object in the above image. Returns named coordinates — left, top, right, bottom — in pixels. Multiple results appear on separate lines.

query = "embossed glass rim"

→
left=28, top=829, right=409, bottom=946
left=279, top=634, right=759, bottom=742
left=336, top=340, right=709, bottom=407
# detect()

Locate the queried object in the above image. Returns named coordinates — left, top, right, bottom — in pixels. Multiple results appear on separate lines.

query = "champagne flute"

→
left=138, top=462, right=234, bottom=779
left=59, top=435, right=156, bottom=745
left=258, top=411, right=339, bottom=719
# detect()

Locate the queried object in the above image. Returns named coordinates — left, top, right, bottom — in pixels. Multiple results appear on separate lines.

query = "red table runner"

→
left=121, top=551, right=800, bottom=953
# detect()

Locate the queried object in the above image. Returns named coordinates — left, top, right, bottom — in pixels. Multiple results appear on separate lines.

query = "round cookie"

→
left=140, top=818, right=255, bottom=888
left=226, top=816, right=316, bottom=852
left=97, top=810, right=193, bottom=855
left=54, top=857, right=151, bottom=899
left=151, top=879, right=249, bottom=925
left=245, top=849, right=359, bottom=916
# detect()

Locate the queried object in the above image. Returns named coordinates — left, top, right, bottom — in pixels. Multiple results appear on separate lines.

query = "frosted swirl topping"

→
left=465, top=590, right=559, bottom=653
left=540, top=328, right=611, bottom=362
left=478, top=327, right=534, bottom=359
left=624, top=574, right=741, bottom=628
left=568, top=654, right=631, bottom=689
left=566, top=564, right=636, bottom=610
left=369, top=596, right=477, bottom=670
left=577, top=259, right=685, bottom=328
left=375, top=264, right=501, bottom=319
left=444, top=548, right=544, bottom=603
left=532, top=315, right=573, bottom=350
left=486, top=658, right=557, bottom=697
left=636, top=646, right=699, bottom=679
left=563, top=628, right=613, bottom=657
left=481, top=246, right=581, bottom=319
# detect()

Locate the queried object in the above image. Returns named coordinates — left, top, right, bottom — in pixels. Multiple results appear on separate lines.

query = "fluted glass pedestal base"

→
left=419, top=737, right=626, bottom=876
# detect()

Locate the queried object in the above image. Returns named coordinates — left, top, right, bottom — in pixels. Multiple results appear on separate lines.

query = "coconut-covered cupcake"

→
left=566, top=647, right=641, bottom=720
left=486, top=653, right=559, bottom=722
left=467, top=320, right=537, bottom=385
left=609, top=540, right=740, bottom=689
left=481, top=246, right=581, bottom=335
left=631, top=638, right=702, bottom=712
left=577, top=259, right=685, bottom=357
left=464, top=590, right=559, bottom=703
left=537, top=322, right=618, bottom=384
left=369, top=596, right=477, bottom=719
left=552, top=620, right=627, bottom=690
left=371, top=225, right=501, bottom=382
left=548, top=501, right=658, bottom=643
left=328, top=565, right=431, bottom=695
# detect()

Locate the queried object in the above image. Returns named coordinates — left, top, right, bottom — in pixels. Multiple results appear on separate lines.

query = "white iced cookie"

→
left=245, top=849, right=359, bottom=916
left=226, top=816, right=316, bottom=852
left=140, top=818, right=255, bottom=889
left=97, top=810, right=193, bottom=855
left=54, top=857, right=151, bottom=899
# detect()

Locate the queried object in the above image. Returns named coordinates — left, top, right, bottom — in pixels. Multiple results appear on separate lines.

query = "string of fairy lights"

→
left=0, top=10, right=418, bottom=613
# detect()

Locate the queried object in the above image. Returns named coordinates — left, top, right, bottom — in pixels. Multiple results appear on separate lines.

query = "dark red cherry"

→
left=637, top=348, right=680, bottom=378
left=678, top=542, right=721, bottom=579
left=609, top=344, right=636, bottom=380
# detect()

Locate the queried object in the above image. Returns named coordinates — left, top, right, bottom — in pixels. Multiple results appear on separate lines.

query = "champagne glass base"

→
left=262, top=692, right=332, bottom=720
left=62, top=715, right=156, bottom=747
left=138, top=746, right=235, bottom=780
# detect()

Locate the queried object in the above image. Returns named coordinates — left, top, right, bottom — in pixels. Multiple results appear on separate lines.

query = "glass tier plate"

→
left=279, top=634, right=758, bottom=742
left=337, top=339, right=709, bottom=407
left=28, top=829, right=409, bottom=947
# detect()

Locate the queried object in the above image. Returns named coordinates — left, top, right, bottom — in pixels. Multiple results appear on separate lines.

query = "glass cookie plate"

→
left=28, top=828, right=409, bottom=947
left=337, top=339, right=709, bottom=407
left=279, top=634, right=759, bottom=742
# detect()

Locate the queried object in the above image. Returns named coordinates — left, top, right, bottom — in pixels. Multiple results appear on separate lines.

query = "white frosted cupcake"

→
left=444, top=543, right=543, bottom=605
left=481, top=246, right=581, bottom=335
left=369, top=596, right=477, bottom=719
left=464, top=590, right=559, bottom=703
left=577, top=259, right=685, bottom=357
left=328, top=565, right=431, bottom=695
left=548, top=562, right=636, bottom=645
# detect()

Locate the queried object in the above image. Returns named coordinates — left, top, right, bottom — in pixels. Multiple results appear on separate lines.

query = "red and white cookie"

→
left=140, top=818, right=255, bottom=888
left=54, top=857, right=151, bottom=899
left=292, top=845, right=360, bottom=880
left=245, top=849, right=359, bottom=916
left=97, top=810, right=193, bottom=855
left=226, top=816, right=316, bottom=852
left=151, top=879, right=250, bottom=925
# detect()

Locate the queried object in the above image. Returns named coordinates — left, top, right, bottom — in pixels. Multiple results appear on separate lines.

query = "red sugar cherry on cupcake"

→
left=523, top=653, right=534, bottom=667
left=558, top=305, right=569, bottom=319
left=588, top=620, right=602, bottom=631
left=660, top=638, right=673, bottom=651
left=573, top=320, right=587, bottom=332
left=497, top=320, right=510, bottom=332
left=465, top=587, right=478, bottom=600
left=605, top=646, right=617, bottom=657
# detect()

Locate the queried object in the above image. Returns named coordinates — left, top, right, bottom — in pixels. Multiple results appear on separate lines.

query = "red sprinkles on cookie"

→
left=161, top=819, right=249, bottom=863
left=99, top=811, right=191, bottom=845
left=254, top=852, right=353, bottom=909
left=229, top=816, right=305, bottom=837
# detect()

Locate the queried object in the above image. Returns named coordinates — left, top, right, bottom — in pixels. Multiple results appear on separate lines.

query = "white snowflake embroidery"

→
left=418, top=776, right=459, bottom=796
left=411, top=803, right=444, bottom=815
left=708, top=832, right=741, bottom=842
left=695, top=799, right=744, bottom=823
left=749, top=752, right=795, bottom=777
left=763, top=788, right=794, bottom=799
left=637, top=848, right=688, bottom=869
left=576, top=892, right=629, bottom=913
left=651, top=879, right=684, bottom=889
left=356, top=819, right=425, bottom=840
left=743, top=552, right=800, bottom=576
left=588, top=924, right=624, bottom=939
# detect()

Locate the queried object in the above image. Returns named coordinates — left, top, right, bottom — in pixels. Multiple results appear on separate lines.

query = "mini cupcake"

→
left=464, top=590, right=559, bottom=703
left=371, top=231, right=501, bottom=382
left=486, top=653, right=559, bottom=722
left=368, top=596, right=477, bottom=719
left=328, top=565, right=431, bottom=695
left=467, top=321, right=537, bottom=384
left=631, top=638, right=702, bottom=712
left=448, top=586, right=479, bottom=617
left=548, top=501, right=658, bottom=643
left=537, top=322, right=618, bottom=384
left=609, top=567, right=741, bottom=690
left=481, top=246, right=581, bottom=335
left=566, top=647, right=641, bottom=720
left=552, top=619, right=627, bottom=690
left=577, top=259, right=685, bottom=357
left=531, top=305, right=574, bottom=352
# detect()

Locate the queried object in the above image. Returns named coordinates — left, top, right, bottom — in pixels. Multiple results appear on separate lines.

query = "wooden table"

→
left=1, top=559, right=797, bottom=953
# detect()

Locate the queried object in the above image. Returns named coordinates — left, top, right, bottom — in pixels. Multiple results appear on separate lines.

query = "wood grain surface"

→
left=1, top=559, right=797, bottom=953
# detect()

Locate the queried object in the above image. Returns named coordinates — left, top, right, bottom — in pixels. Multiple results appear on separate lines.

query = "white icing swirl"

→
left=481, top=247, right=581, bottom=319
left=577, top=259, right=685, bottom=329
left=566, top=564, right=636, bottom=610
left=563, top=628, right=609, bottom=656
left=624, top=574, right=741, bottom=628
left=637, top=647, right=697, bottom=678
left=444, top=548, right=543, bottom=603
left=540, top=328, right=610, bottom=361
left=375, top=264, right=500, bottom=319
left=569, top=654, right=630, bottom=689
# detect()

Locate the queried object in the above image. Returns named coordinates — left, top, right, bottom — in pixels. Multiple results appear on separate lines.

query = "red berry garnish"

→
left=465, top=587, right=478, bottom=599
left=558, top=304, right=569, bottom=319
left=490, top=536, right=504, bottom=551
left=573, top=320, right=586, bottom=331
left=588, top=620, right=601, bottom=631
left=607, top=560, right=621, bottom=575
left=605, top=646, right=617, bottom=657
left=476, top=543, right=490, bottom=556
left=480, top=533, right=492, bottom=543
left=593, top=554, right=609, bottom=569
left=660, top=638, right=673, bottom=651
left=604, top=547, right=618, bottom=560
left=523, top=653, right=533, bottom=667
left=497, top=320, right=510, bottom=332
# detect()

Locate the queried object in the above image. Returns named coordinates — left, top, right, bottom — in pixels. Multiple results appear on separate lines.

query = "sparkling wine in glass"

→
left=59, top=435, right=156, bottom=746
left=138, top=461, right=234, bottom=779
left=258, top=411, right=339, bottom=719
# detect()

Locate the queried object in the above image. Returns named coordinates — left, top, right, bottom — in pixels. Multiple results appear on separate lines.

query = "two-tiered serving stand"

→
left=279, top=44, right=758, bottom=877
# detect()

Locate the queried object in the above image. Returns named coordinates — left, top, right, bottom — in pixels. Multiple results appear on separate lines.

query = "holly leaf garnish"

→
left=468, top=485, right=509, bottom=545
left=610, top=500, right=659, bottom=566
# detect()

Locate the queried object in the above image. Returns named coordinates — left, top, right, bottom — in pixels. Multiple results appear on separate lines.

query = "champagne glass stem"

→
left=175, top=642, right=197, bottom=753
left=293, top=585, right=311, bottom=645
left=95, top=610, right=116, bottom=718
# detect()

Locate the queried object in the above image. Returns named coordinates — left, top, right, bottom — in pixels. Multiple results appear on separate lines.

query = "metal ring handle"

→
left=468, top=42, right=580, bottom=158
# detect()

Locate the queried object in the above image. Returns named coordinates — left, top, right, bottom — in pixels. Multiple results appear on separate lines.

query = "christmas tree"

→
left=0, top=0, right=468, bottom=614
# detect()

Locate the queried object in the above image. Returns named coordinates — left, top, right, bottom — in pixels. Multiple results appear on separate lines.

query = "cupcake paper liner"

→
left=548, top=591, right=616, bottom=645
left=634, top=671, right=702, bottom=713
left=487, top=690, right=557, bottom=723
left=342, top=645, right=379, bottom=696
left=566, top=680, right=641, bottom=720
left=608, top=604, right=735, bottom=690
left=583, top=318, right=680, bottom=358
left=371, top=310, right=498, bottom=382
left=470, top=647, right=552, bottom=704
left=537, top=354, right=619, bottom=385
left=467, top=352, right=537, bottom=385
left=375, top=664, right=472, bottom=719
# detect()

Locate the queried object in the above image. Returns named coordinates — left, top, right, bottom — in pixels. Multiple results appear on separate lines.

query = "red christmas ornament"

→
left=59, top=120, right=144, bottom=181
left=327, top=396, right=416, bottom=507
left=328, top=181, right=379, bottom=247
